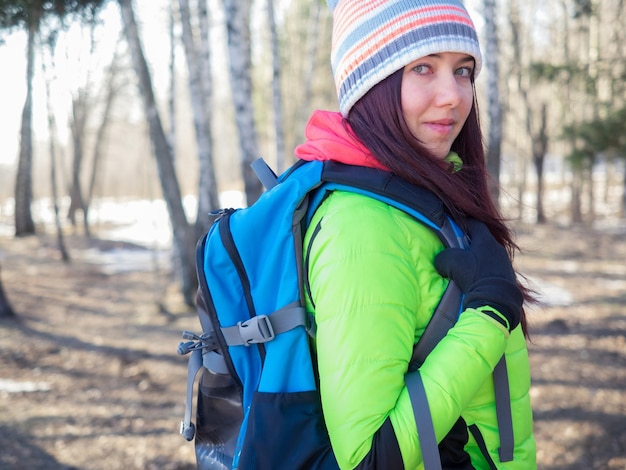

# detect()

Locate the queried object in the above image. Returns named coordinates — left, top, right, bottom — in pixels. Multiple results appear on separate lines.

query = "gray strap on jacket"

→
left=409, top=281, right=462, bottom=371
left=405, top=370, right=442, bottom=470
left=407, top=354, right=515, bottom=468
left=494, top=356, right=514, bottom=462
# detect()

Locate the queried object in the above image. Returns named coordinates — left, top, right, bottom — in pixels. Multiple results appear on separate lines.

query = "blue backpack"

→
left=177, top=159, right=513, bottom=469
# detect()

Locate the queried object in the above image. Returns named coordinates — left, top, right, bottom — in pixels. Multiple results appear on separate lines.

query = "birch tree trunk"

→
left=567, top=0, right=594, bottom=224
left=557, top=0, right=581, bottom=224
left=68, top=90, right=90, bottom=236
left=119, top=0, right=197, bottom=306
left=196, top=0, right=219, bottom=231
left=586, top=0, right=601, bottom=223
left=509, top=1, right=548, bottom=224
left=14, top=22, right=36, bottom=236
left=178, top=0, right=219, bottom=237
left=68, top=23, right=99, bottom=237
left=266, top=0, right=286, bottom=173
left=482, top=0, right=502, bottom=207
left=86, top=44, right=121, bottom=212
left=0, top=264, right=15, bottom=319
left=42, top=40, right=70, bottom=262
left=295, top=0, right=321, bottom=146
left=621, top=170, right=626, bottom=217
left=532, top=104, right=548, bottom=224
left=168, top=0, right=176, bottom=158
left=571, top=170, right=583, bottom=224
left=222, top=0, right=263, bottom=204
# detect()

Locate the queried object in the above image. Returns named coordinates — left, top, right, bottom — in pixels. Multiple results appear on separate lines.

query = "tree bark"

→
left=0, top=263, right=15, bottom=319
left=42, top=39, right=70, bottom=262
left=86, top=42, right=122, bottom=215
left=221, top=0, right=263, bottom=205
left=571, top=169, right=583, bottom=224
left=178, top=0, right=219, bottom=238
left=294, top=0, right=321, bottom=148
left=621, top=168, right=626, bottom=217
left=15, top=21, right=36, bottom=236
left=168, top=0, right=177, bottom=159
left=119, top=0, right=197, bottom=306
left=266, top=0, right=286, bottom=173
left=68, top=90, right=89, bottom=236
left=509, top=1, right=551, bottom=224
left=68, top=22, right=100, bottom=237
left=532, top=104, right=548, bottom=224
left=482, top=0, right=503, bottom=207
left=196, top=0, right=220, bottom=233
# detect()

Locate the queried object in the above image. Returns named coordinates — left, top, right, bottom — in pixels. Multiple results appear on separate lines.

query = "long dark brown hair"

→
left=346, top=68, right=531, bottom=335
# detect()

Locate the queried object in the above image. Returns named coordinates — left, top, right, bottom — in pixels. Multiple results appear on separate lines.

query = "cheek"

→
left=460, top=87, right=474, bottom=118
left=400, top=84, right=426, bottom=122
left=400, top=83, right=410, bottom=118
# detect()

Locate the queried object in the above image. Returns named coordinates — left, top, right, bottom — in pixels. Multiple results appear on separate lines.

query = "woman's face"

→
left=401, top=52, right=474, bottom=160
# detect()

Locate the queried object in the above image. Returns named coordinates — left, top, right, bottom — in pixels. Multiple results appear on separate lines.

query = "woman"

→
left=295, top=0, right=537, bottom=468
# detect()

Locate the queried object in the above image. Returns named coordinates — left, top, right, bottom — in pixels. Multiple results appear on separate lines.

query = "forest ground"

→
left=0, top=221, right=624, bottom=470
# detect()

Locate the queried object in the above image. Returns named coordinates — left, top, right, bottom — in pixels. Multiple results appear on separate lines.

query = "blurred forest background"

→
left=0, top=0, right=625, bottom=306
left=0, top=0, right=625, bottom=469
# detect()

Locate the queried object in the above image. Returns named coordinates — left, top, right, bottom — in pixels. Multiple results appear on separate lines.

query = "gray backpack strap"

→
left=494, top=356, right=514, bottom=462
left=251, top=158, right=279, bottom=190
left=406, top=216, right=516, bottom=467
left=408, top=354, right=516, bottom=469
left=405, top=371, right=443, bottom=470
left=202, top=349, right=229, bottom=374
left=403, top=217, right=463, bottom=469
left=410, top=218, right=466, bottom=370
left=409, top=282, right=462, bottom=369
left=179, top=348, right=203, bottom=441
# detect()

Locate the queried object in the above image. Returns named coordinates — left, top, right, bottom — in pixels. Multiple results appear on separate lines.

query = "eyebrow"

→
left=457, top=55, right=475, bottom=65
left=427, top=53, right=475, bottom=64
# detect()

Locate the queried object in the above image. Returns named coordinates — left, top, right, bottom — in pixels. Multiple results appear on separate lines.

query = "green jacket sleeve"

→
left=305, top=191, right=509, bottom=469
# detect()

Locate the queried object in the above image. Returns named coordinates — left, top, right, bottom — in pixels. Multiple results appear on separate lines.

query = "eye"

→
left=455, top=66, right=473, bottom=78
left=412, top=64, right=431, bottom=75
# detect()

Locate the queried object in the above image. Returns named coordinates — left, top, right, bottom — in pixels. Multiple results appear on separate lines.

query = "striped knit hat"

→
left=328, top=0, right=482, bottom=116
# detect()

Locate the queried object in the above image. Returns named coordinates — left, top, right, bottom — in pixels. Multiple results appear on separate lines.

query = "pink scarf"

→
left=294, top=110, right=388, bottom=170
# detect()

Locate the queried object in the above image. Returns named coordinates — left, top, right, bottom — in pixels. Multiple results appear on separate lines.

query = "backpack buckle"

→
left=238, top=315, right=275, bottom=345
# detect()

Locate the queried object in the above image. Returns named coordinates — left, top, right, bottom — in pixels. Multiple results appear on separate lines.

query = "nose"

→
left=434, top=73, right=463, bottom=108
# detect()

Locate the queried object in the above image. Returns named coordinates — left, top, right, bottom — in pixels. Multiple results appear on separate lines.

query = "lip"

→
left=424, top=119, right=456, bottom=134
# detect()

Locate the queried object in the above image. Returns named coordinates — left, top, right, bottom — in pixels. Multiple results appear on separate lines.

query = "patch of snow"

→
left=81, top=247, right=171, bottom=275
left=219, top=190, right=245, bottom=209
left=92, top=198, right=174, bottom=249
left=526, top=276, right=574, bottom=307
left=0, top=379, right=51, bottom=393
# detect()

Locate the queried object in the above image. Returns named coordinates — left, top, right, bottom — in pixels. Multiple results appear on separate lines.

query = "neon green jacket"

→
left=297, top=110, right=536, bottom=470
